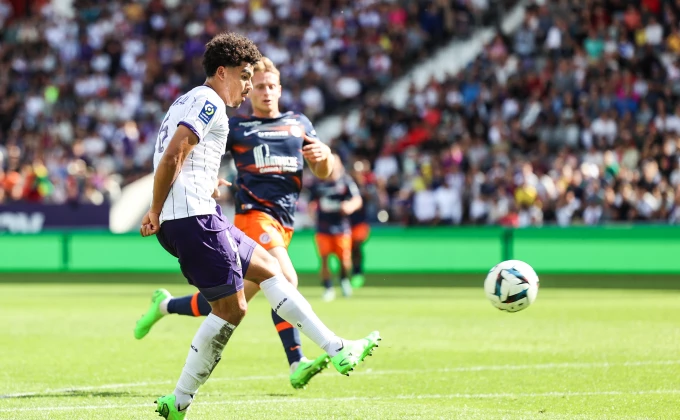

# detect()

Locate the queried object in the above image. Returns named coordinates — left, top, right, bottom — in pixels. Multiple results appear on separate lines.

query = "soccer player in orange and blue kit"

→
left=134, top=57, right=343, bottom=390
left=308, top=155, right=363, bottom=301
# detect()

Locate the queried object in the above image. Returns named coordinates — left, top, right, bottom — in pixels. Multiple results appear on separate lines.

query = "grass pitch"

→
left=0, top=274, right=679, bottom=419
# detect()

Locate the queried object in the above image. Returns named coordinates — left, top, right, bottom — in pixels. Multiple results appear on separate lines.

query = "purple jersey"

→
left=227, top=111, right=317, bottom=228
left=310, top=174, right=361, bottom=235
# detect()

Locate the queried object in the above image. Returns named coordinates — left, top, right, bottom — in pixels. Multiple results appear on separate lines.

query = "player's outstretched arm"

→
left=303, top=135, right=334, bottom=179
left=141, top=125, right=198, bottom=237
left=341, top=195, right=363, bottom=216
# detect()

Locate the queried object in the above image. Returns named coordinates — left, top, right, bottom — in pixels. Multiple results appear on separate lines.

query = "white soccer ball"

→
left=484, top=260, right=539, bottom=312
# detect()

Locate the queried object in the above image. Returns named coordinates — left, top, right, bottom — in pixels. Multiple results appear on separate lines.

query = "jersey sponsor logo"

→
left=253, top=144, right=299, bottom=173
left=244, top=127, right=296, bottom=138
left=256, top=131, right=290, bottom=138
left=281, top=118, right=299, bottom=125
left=198, top=100, right=217, bottom=124
left=259, top=232, right=271, bottom=244
left=239, top=121, right=262, bottom=127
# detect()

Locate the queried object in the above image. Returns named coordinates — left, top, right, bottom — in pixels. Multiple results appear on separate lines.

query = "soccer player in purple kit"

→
left=139, top=33, right=381, bottom=419
left=135, top=57, right=347, bottom=390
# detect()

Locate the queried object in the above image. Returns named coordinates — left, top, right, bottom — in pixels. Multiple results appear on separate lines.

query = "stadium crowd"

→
left=3, top=0, right=680, bottom=227
left=0, top=0, right=503, bottom=206
left=315, top=0, right=680, bottom=226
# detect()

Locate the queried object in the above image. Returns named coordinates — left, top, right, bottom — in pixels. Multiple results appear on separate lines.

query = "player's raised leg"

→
left=266, top=246, right=330, bottom=388
left=235, top=212, right=323, bottom=383
left=245, top=241, right=381, bottom=376
left=136, top=225, right=330, bottom=389
left=233, top=223, right=330, bottom=388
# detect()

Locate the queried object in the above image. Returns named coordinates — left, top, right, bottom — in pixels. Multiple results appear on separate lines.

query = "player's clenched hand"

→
left=302, top=135, right=331, bottom=163
left=340, top=201, right=353, bottom=216
left=212, top=178, right=232, bottom=199
left=140, top=211, right=160, bottom=237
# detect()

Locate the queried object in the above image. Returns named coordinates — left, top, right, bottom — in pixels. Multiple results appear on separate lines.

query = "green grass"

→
left=0, top=276, right=679, bottom=419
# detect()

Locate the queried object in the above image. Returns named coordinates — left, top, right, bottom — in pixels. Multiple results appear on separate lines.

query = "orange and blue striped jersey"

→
left=309, top=174, right=361, bottom=235
left=227, top=111, right=317, bottom=229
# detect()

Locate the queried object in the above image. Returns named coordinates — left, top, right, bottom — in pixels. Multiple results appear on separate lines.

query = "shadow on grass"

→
left=0, top=390, right=147, bottom=399
left=1, top=273, right=679, bottom=290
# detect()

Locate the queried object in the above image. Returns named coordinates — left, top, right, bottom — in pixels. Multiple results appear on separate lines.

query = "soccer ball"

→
left=484, top=260, right=539, bottom=312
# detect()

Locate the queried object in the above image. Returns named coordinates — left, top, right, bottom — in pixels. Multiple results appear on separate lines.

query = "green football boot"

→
left=134, top=289, right=171, bottom=339
left=155, top=394, right=187, bottom=420
left=350, top=274, right=365, bottom=288
left=330, top=331, right=381, bottom=375
left=289, top=353, right=331, bottom=389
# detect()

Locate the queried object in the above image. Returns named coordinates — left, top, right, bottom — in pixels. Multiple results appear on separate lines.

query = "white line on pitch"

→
left=0, top=390, right=679, bottom=413
left=2, top=360, right=679, bottom=399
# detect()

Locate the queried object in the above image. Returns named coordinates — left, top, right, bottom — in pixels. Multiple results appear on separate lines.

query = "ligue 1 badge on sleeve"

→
left=199, top=101, right=216, bottom=124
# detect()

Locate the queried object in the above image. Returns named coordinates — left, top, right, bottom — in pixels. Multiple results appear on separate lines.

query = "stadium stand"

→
left=5, top=0, right=678, bottom=228
left=315, top=0, right=680, bottom=226
left=0, top=0, right=512, bottom=207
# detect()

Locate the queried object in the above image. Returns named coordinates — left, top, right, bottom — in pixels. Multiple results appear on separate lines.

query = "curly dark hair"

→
left=202, top=32, right=262, bottom=77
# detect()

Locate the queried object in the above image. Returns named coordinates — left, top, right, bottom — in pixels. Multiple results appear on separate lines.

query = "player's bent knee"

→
left=245, top=244, right=282, bottom=283
left=213, top=304, right=247, bottom=326
left=209, top=294, right=248, bottom=326
left=236, top=298, right=248, bottom=319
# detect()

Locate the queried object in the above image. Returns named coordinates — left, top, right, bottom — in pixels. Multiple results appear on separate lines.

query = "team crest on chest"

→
left=289, top=125, right=302, bottom=138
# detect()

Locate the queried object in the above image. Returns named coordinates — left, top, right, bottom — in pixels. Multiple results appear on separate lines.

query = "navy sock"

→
left=167, top=293, right=212, bottom=317
left=272, top=309, right=304, bottom=365
left=352, top=247, right=363, bottom=275
left=322, top=279, right=333, bottom=289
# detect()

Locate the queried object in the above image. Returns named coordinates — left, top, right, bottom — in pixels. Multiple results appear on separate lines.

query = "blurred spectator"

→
left=1, top=0, right=510, bottom=205
left=312, top=0, right=680, bottom=227
left=12, top=0, right=680, bottom=229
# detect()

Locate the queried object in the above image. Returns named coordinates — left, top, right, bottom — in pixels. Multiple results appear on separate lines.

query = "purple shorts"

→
left=157, top=205, right=256, bottom=302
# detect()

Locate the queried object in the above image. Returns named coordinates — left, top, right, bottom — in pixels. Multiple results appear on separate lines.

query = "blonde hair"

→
left=253, top=57, right=280, bottom=77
